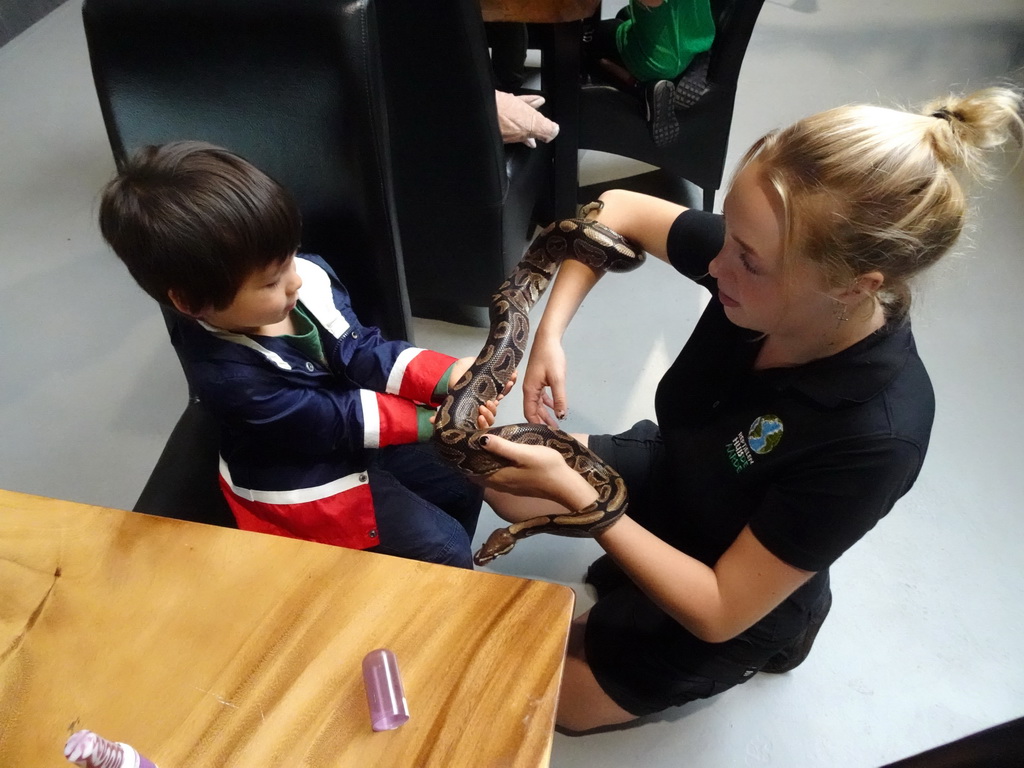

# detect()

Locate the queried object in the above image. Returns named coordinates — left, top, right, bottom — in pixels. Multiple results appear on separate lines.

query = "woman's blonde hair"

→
left=738, top=86, right=1023, bottom=318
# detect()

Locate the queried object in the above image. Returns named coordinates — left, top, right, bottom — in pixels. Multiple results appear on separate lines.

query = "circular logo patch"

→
left=747, top=415, right=784, bottom=455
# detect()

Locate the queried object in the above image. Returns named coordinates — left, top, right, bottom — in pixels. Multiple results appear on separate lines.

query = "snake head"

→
left=472, top=528, right=518, bottom=566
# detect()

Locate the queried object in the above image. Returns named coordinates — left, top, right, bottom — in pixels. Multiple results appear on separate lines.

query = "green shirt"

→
left=281, top=304, right=326, bottom=364
left=616, top=0, right=715, bottom=82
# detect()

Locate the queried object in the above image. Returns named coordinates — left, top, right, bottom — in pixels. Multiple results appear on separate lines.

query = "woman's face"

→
left=709, top=161, right=835, bottom=337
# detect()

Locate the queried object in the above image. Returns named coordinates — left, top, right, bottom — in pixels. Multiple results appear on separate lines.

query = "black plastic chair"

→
left=577, top=0, right=766, bottom=211
left=83, top=0, right=410, bottom=525
left=84, top=0, right=410, bottom=343
left=375, top=0, right=555, bottom=327
left=881, top=716, right=1024, bottom=767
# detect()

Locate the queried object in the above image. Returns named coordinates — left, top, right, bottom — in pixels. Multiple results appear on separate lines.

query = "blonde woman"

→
left=481, top=87, right=1023, bottom=731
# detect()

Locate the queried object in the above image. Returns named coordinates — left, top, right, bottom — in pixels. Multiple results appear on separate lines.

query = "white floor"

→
left=2, top=1, right=1022, bottom=766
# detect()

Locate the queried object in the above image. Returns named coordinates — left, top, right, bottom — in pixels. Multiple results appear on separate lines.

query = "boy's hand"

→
left=478, top=399, right=499, bottom=429
left=449, top=357, right=518, bottom=400
left=429, top=399, right=499, bottom=430
left=448, top=356, right=477, bottom=389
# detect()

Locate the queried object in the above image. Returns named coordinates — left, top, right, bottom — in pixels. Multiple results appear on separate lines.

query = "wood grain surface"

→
left=0, top=490, right=575, bottom=767
left=478, top=0, right=599, bottom=23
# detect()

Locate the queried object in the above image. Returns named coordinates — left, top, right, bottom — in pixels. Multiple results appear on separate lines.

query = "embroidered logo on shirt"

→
left=748, top=415, right=784, bottom=454
left=726, top=414, right=784, bottom=472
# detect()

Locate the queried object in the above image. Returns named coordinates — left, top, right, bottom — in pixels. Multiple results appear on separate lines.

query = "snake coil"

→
left=431, top=213, right=645, bottom=565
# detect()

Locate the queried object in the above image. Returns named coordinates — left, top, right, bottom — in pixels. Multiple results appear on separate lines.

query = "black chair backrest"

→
left=375, top=0, right=554, bottom=323
left=707, top=0, right=765, bottom=91
left=578, top=0, right=766, bottom=210
left=83, top=0, right=411, bottom=342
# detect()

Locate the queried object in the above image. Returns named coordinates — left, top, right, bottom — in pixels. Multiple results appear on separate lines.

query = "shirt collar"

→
left=760, top=319, right=915, bottom=408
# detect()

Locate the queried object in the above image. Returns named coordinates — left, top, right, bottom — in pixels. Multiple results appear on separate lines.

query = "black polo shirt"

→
left=658, top=210, right=934, bottom=574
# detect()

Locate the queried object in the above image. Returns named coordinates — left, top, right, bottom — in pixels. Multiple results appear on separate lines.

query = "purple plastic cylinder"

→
left=362, top=648, right=410, bottom=731
left=64, top=729, right=157, bottom=768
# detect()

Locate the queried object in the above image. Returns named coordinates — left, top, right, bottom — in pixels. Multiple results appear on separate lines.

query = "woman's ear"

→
left=167, top=289, right=201, bottom=318
left=854, top=271, right=885, bottom=296
left=836, top=271, right=884, bottom=303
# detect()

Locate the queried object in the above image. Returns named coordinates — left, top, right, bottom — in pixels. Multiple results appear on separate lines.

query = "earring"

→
left=832, top=301, right=849, bottom=329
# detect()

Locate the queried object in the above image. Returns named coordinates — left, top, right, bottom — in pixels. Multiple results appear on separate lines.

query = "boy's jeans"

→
left=367, top=441, right=483, bottom=569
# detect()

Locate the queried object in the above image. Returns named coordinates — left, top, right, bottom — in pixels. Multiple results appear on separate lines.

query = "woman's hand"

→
left=480, top=434, right=599, bottom=511
left=522, top=336, right=568, bottom=427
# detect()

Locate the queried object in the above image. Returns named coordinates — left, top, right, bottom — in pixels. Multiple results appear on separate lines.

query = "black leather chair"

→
left=375, top=0, right=554, bottom=327
left=881, top=716, right=1024, bottom=767
left=83, top=0, right=410, bottom=525
left=84, top=0, right=409, bottom=341
left=577, top=0, right=766, bottom=211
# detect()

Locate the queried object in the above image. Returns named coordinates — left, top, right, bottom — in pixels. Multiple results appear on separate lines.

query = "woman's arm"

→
left=586, top=189, right=688, bottom=262
left=524, top=191, right=688, bottom=425
left=480, top=434, right=813, bottom=644
left=597, top=517, right=814, bottom=643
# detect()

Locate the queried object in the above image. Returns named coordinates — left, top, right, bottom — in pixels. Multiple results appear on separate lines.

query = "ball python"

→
left=431, top=208, right=645, bottom=565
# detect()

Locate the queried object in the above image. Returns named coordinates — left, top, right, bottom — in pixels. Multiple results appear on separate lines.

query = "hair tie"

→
left=931, top=107, right=958, bottom=123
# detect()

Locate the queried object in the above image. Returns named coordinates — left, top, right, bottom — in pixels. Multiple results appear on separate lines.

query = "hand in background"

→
left=495, top=91, right=560, bottom=148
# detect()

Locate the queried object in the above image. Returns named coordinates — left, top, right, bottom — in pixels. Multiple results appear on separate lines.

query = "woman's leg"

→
left=558, top=612, right=638, bottom=732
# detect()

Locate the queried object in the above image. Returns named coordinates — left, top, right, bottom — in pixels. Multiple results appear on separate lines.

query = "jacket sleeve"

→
left=338, top=322, right=457, bottom=407
left=198, top=368, right=434, bottom=455
left=297, top=254, right=457, bottom=405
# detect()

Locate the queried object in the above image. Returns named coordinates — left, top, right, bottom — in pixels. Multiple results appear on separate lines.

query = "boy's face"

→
left=198, top=254, right=302, bottom=334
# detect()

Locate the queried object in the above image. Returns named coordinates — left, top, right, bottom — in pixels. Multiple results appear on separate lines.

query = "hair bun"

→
left=922, top=86, right=1023, bottom=178
left=930, top=107, right=961, bottom=123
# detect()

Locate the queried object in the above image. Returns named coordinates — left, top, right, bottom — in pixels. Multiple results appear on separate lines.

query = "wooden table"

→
left=480, top=0, right=603, bottom=218
left=0, top=490, right=575, bottom=768
left=478, top=0, right=597, bottom=24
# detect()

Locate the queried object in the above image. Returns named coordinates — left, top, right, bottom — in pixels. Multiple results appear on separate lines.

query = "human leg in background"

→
left=485, top=21, right=529, bottom=92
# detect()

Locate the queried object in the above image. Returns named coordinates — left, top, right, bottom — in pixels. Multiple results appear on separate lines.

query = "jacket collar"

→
left=293, top=256, right=350, bottom=339
left=196, top=255, right=349, bottom=369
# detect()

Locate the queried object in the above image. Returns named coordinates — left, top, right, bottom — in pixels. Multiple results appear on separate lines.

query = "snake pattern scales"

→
left=431, top=213, right=646, bottom=565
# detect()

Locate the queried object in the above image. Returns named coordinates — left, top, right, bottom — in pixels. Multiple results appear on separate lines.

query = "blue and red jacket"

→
left=170, top=254, right=456, bottom=549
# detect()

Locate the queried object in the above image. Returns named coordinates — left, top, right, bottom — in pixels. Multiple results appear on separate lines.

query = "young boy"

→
left=99, top=141, right=493, bottom=568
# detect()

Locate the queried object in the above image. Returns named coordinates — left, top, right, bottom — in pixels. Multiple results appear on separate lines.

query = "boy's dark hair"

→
left=99, top=141, right=302, bottom=314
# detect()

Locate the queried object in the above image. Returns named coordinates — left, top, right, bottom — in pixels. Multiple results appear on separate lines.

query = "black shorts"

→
left=588, top=419, right=668, bottom=534
left=585, top=420, right=806, bottom=717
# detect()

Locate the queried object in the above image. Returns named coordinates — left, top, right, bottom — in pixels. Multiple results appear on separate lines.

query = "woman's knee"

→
left=556, top=615, right=637, bottom=732
left=556, top=655, right=637, bottom=733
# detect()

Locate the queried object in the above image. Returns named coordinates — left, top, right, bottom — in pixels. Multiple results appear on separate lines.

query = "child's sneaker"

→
left=673, top=51, right=712, bottom=111
left=645, top=79, right=680, bottom=148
